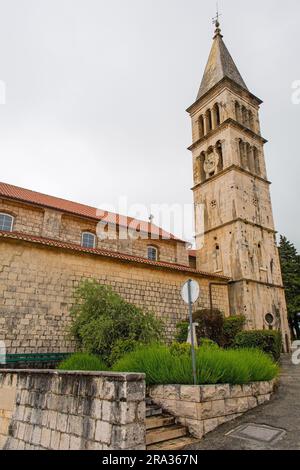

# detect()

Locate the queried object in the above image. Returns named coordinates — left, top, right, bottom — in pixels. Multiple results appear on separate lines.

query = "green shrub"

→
left=222, top=316, right=246, bottom=348
left=234, top=330, right=282, bottom=361
left=175, top=322, right=189, bottom=343
left=193, top=309, right=224, bottom=345
left=199, top=338, right=219, bottom=349
left=69, top=280, right=164, bottom=365
left=109, top=338, right=141, bottom=366
left=169, top=342, right=192, bottom=357
left=113, top=344, right=279, bottom=385
left=58, top=353, right=107, bottom=371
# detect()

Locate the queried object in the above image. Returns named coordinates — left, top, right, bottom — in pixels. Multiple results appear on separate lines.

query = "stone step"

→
left=147, top=435, right=200, bottom=451
left=146, top=415, right=175, bottom=430
left=146, top=425, right=187, bottom=445
left=146, top=396, right=153, bottom=406
left=146, top=405, right=163, bottom=417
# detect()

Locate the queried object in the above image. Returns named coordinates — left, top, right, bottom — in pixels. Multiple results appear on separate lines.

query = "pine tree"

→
left=278, top=236, right=300, bottom=338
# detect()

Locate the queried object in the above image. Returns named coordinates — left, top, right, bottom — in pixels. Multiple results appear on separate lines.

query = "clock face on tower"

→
left=204, top=151, right=219, bottom=175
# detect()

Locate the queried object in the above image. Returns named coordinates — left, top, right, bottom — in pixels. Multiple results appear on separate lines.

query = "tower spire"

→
left=195, top=10, right=248, bottom=101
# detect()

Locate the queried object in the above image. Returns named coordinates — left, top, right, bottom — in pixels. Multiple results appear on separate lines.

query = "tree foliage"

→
left=69, top=280, right=164, bottom=365
left=278, top=236, right=300, bottom=338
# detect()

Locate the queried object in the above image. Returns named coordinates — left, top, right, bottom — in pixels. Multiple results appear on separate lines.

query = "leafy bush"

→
left=113, top=344, right=279, bottom=385
left=169, top=342, right=191, bottom=357
left=199, top=338, right=219, bottom=349
left=109, top=338, right=141, bottom=366
left=69, top=280, right=164, bottom=365
left=234, top=330, right=282, bottom=361
left=222, top=316, right=246, bottom=348
left=193, top=309, right=224, bottom=345
left=175, top=322, right=189, bottom=343
left=58, top=353, right=107, bottom=371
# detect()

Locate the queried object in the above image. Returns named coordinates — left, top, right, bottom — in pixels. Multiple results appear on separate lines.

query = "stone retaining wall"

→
left=0, top=370, right=146, bottom=450
left=148, top=380, right=276, bottom=439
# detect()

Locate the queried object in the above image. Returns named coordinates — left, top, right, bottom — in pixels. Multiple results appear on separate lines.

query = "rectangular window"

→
left=0, top=214, right=14, bottom=232
left=147, top=246, right=158, bottom=261
left=82, top=232, right=96, bottom=249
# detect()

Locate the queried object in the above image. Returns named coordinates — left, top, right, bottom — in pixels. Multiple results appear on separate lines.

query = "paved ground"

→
left=187, top=355, right=300, bottom=450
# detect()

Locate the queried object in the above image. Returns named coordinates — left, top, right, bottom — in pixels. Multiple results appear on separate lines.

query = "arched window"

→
left=213, top=244, right=223, bottom=272
left=81, top=232, right=96, bottom=249
left=199, top=151, right=207, bottom=182
left=257, top=242, right=263, bottom=268
left=239, top=139, right=247, bottom=169
left=198, top=115, right=204, bottom=138
left=216, top=141, right=223, bottom=172
left=235, top=101, right=241, bottom=122
left=242, top=106, right=248, bottom=127
left=147, top=246, right=158, bottom=261
left=253, top=147, right=261, bottom=175
left=0, top=213, right=14, bottom=232
left=214, top=103, right=221, bottom=127
left=248, top=110, right=254, bottom=131
left=206, top=109, right=212, bottom=133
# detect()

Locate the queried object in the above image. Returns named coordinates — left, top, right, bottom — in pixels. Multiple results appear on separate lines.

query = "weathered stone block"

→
left=203, top=417, right=219, bottom=435
left=163, top=385, right=180, bottom=400
left=180, top=386, right=201, bottom=402
left=95, top=420, right=112, bottom=445
left=40, top=427, right=51, bottom=448
left=257, top=393, right=271, bottom=405
left=176, top=400, right=197, bottom=419
left=229, top=385, right=243, bottom=397
left=185, top=418, right=204, bottom=439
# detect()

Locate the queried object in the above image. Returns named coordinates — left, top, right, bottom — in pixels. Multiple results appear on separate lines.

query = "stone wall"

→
left=0, top=198, right=189, bottom=266
left=0, top=369, right=146, bottom=450
left=0, top=237, right=229, bottom=354
left=148, top=380, right=276, bottom=439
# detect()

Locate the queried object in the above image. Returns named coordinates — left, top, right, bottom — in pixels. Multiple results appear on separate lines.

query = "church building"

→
left=0, top=20, right=290, bottom=355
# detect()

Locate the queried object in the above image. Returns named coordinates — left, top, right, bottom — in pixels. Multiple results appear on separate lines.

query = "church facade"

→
left=0, top=22, right=290, bottom=354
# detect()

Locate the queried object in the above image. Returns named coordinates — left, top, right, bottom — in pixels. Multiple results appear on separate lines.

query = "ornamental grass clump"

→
left=113, top=344, right=279, bottom=385
left=58, top=353, right=108, bottom=371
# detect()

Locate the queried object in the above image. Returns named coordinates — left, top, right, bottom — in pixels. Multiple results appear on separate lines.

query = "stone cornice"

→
left=186, top=77, right=263, bottom=114
left=229, top=278, right=285, bottom=290
left=197, top=218, right=277, bottom=237
left=191, top=164, right=271, bottom=190
left=188, top=118, right=267, bottom=152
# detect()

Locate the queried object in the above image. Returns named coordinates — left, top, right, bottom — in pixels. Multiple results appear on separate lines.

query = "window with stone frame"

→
left=81, top=232, right=96, bottom=249
left=0, top=213, right=14, bottom=232
left=147, top=245, right=158, bottom=261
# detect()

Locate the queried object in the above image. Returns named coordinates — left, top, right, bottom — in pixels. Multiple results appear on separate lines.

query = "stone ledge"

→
left=0, top=370, right=145, bottom=382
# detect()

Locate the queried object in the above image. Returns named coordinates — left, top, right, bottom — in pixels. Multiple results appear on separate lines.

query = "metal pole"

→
left=187, top=279, right=197, bottom=385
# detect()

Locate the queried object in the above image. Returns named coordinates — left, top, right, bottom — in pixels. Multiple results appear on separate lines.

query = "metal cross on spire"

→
left=212, top=3, right=223, bottom=38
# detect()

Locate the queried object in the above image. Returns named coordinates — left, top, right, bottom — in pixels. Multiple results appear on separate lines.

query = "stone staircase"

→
left=146, top=398, right=199, bottom=450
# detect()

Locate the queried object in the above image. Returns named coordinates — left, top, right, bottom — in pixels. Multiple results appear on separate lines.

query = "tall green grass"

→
left=58, top=353, right=108, bottom=371
left=112, top=344, right=279, bottom=385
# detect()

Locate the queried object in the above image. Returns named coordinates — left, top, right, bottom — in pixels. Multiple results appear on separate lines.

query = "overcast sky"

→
left=0, top=0, right=299, bottom=249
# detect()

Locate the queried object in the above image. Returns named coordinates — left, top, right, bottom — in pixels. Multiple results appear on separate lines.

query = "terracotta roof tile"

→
left=0, top=181, right=183, bottom=242
left=0, top=230, right=230, bottom=281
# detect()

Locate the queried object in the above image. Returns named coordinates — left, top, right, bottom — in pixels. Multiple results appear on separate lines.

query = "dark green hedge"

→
left=233, top=330, right=282, bottom=361
left=222, top=316, right=246, bottom=348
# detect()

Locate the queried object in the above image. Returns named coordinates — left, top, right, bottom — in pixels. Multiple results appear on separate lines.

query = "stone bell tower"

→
left=187, top=19, right=290, bottom=349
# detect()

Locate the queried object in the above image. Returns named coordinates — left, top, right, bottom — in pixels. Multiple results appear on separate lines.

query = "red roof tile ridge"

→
left=0, top=230, right=230, bottom=281
left=0, top=181, right=184, bottom=242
